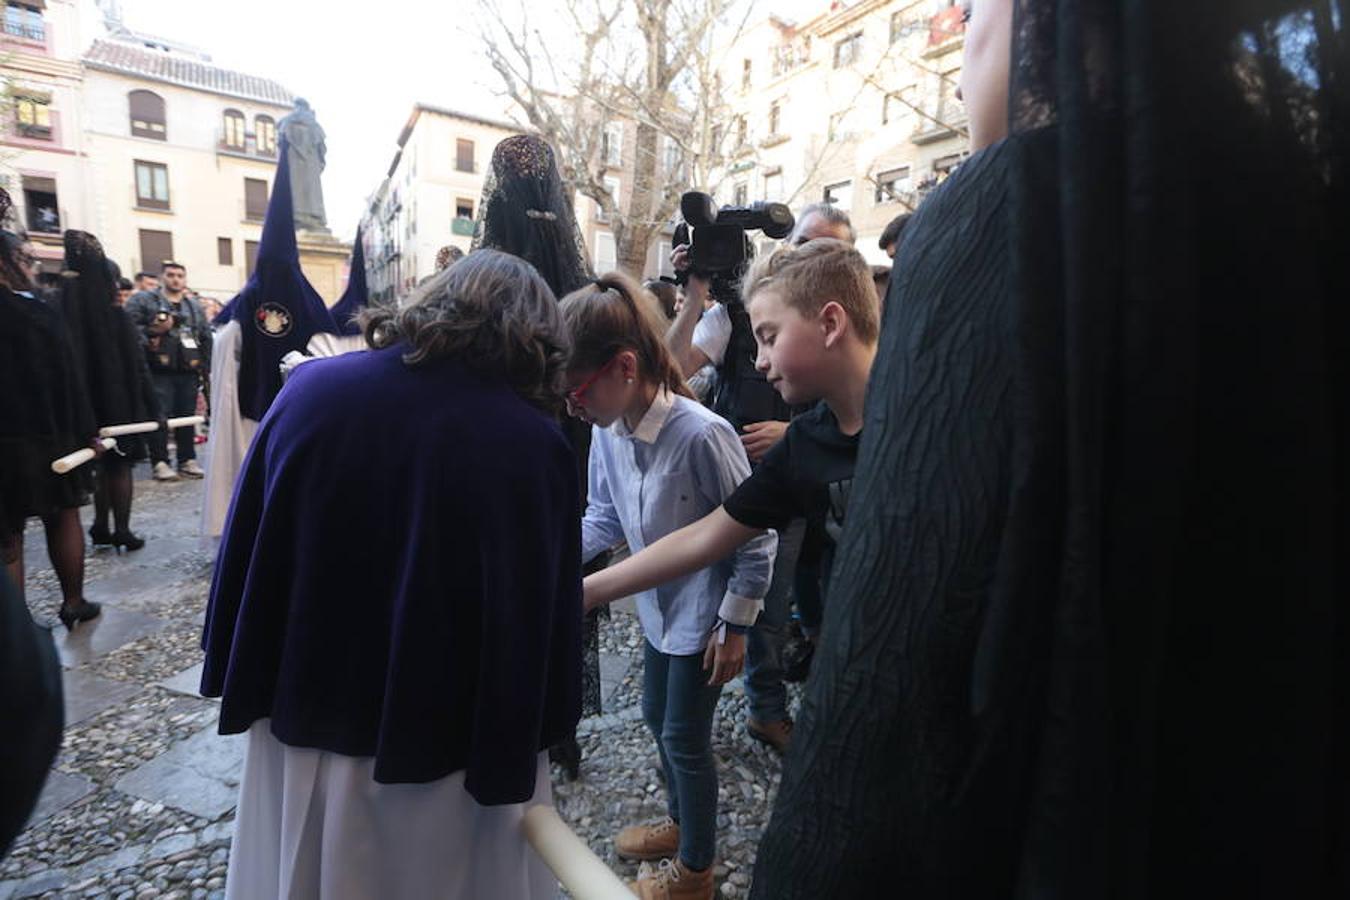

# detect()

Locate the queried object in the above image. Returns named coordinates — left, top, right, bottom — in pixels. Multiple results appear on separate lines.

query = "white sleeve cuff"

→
left=718, top=591, right=762, bottom=628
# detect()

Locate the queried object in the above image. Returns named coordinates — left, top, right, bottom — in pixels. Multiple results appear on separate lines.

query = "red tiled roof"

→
left=82, top=40, right=293, bottom=107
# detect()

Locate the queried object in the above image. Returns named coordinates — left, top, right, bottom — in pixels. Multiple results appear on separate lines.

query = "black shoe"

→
left=58, top=599, right=102, bottom=630
left=110, top=531, right=145, bottom=552
left=88, top=524, right=114, bottom=547
left=784, top=640, right=815, bottom=683
left=549, top=735, right=582, bottom=781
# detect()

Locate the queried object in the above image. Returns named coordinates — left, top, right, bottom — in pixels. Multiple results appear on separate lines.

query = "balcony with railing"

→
left=216, top=129, right=279, bottom=161
left=3, top=19, right=41, bottom=40
left=2, top=6, right=47, bottom=50
left=924, top=5, right=967, bottom=56
left=912, top=96, right=967, bottom=145
left=771, top=39, right=810, bottom=79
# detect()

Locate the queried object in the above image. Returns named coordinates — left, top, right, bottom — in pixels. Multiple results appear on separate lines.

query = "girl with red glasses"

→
left=560, top=272, right=775, bottom=900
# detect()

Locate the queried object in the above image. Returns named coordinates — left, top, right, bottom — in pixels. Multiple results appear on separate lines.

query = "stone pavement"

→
left=4, top=475, right=227, bottom=900
left=4, top=470, right=791, bottom=898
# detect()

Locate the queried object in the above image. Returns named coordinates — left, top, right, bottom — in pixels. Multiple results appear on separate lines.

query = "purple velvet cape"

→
left=200, top=345, right=582, bottom=804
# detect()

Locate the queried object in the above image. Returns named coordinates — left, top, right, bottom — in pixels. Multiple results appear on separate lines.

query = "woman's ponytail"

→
left=562, top=272, right=695, bottom=400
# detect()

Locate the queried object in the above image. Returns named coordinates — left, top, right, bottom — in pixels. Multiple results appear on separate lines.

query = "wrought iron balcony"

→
left=3, top=19, right=45, bottom=42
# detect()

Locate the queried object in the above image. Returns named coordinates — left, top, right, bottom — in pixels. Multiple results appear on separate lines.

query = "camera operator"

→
left=126, top=262, right=211, bottom=481
left=668, top=202, right=855, bottom=458
left=661, top=201, right=853, bottom=753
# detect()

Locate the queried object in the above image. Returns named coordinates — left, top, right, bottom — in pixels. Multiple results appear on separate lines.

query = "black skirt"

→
left=0, top=438, right=91, bottom=536
left=0, top=289, right=96, bottom=537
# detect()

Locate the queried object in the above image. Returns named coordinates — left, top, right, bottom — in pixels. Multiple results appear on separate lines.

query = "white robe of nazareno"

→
left=201, top=321, right=257, bottom=541
left=224, top=722, right=558, bottom=900
left=201, top=326, right=366, bottom=540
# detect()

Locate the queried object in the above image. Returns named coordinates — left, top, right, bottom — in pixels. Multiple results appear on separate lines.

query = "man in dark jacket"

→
left=125, top=262, right=211, bottom=481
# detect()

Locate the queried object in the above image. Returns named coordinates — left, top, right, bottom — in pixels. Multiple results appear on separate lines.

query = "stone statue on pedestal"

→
left=278, top=99, right=327, bottom=233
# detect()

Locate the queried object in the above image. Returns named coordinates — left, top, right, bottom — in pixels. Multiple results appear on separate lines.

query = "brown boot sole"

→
left=616, top=846, right=678, bottom=862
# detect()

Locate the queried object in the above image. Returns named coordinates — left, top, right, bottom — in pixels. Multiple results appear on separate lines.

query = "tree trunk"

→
left=615, top=120, right=663, bottom=277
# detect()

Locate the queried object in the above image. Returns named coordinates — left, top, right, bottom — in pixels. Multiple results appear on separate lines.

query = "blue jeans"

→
left=642, top=641, right=723, bottom=871
left=745, top=518, right=805, bottom=722
left=148, top=373, right=199, bottom=465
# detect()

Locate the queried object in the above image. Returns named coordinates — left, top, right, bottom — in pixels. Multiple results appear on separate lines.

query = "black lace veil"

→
left=751, top=1, right=1348, bottom=897
left=999, top=2, right=1349, bottom=893
left=57, top=231, right=124, bottom=426
left=471, top=135, right=594, bottom=300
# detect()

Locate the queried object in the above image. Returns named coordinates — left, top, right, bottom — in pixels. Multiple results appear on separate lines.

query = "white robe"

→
left=201, top=327, right=367, bottom=540
left=225, top=722, right=558, bottom=900
left=201, top=321, right=258, bottom=541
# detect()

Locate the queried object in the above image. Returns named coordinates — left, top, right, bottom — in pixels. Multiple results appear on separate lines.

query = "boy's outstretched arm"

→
left=583, top=507, right=764, bottom=611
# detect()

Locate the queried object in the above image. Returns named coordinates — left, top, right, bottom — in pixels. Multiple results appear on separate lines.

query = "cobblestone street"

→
left=4, top=473, right=791, bottom=899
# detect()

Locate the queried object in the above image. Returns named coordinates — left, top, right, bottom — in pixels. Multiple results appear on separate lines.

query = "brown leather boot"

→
left=615, top=817, right=680, bottom=861
left=746, top=716, right=793, bottom=754
left=628, top=858, right=715, bottom=900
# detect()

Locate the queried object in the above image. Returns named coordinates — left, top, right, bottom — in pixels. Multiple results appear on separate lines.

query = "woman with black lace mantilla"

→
left=473, top=134, right=608, bottom=779
left=0, top=192, right=103, bottom=630
left=751, top=0, right=1348, bottom=896
left=55, top=230, right=162, bottom=555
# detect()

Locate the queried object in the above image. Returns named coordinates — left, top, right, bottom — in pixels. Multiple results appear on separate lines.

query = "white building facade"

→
left=1, top=1, right=307, bottom=300
left=362, top=104, right=521, bottom=301
left=711, top=0, right=970, bottom=262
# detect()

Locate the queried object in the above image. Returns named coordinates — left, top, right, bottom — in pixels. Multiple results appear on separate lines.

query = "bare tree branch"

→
left=476, top=0, right=751, bottom=274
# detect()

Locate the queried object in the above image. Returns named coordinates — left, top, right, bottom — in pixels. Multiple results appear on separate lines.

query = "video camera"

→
left=672, top=191, right=794, bottom=302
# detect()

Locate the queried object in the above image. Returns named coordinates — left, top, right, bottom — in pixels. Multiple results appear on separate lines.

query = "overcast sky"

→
left=118, top=0, right=826, bottom=241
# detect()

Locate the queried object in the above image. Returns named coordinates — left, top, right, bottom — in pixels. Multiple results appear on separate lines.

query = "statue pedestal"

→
left=297, top=229, right=352, bottom=305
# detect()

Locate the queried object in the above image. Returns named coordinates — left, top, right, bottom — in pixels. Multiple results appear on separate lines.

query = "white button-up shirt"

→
left=581, top=389, right=776, bottom=655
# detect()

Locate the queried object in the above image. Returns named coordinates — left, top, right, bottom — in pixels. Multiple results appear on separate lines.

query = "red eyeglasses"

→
left=567, top=355, right=620, bottom=410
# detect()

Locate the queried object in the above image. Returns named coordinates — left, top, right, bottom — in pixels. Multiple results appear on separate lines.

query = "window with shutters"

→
left=657, top=240, right=674, bottom=278
left=138, top=229, right=174, bottom=272
left=933, top=153, right=965, bottom=184
left=890, top=11, right=905, bottom=44
left=134, top=161, right=170, bottom=210
left=14, top=92, right=51, bottom=138
left=217, top=237, right=233, bottom=266
left=255, top=115, right=277, bottom=156
left=222, top=109, right=246, bottom=149
left=823, top=180, right=852, bottom=211
left=129, top=90, right=166, bottom=140
left=245, top=240, right=260, bottom=275
left=456, top=139, right=475, bottom=173
left=244, top=178, right=268, bottom=221
left=4, top=2, right=45, bottom=42
left=593, top=231, right=616, bottom=273
left=763, top=168, right=784, bottom=202
left=834, top=32, right=863, bottom=68
left=22, top=175, right=59, bottom=233
left=603, top=123, right=623, bottom=167
left=875, top=167, right=913, bottom=204
left=662, top=136, right=680, bottom=174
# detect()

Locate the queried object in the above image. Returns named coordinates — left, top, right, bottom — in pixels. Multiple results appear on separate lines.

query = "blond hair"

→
left=741, top=238, right=879, bottom=344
